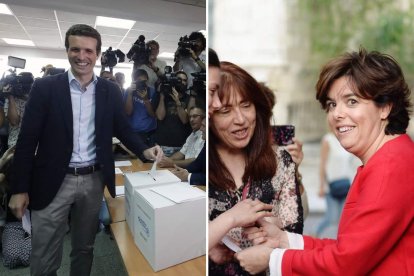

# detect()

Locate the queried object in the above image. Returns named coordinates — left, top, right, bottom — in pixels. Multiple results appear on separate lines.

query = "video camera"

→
left=190, top=70, right=206, bottom=95
left=189, top=70, right=206, bottom=108
left=175, top=35, right=198, bottom=61
left=101, top=47, right=125, bottom=69
left=0, top=56, right=34, bottom=98
left=159, top=66, right=189, bottom=100
left=127, top=35, right=152, bottom=66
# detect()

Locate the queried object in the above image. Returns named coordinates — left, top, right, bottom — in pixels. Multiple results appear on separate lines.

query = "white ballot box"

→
left=132, top=183, right=206, bottom=272
left=124, top=170, right=181, bottom=236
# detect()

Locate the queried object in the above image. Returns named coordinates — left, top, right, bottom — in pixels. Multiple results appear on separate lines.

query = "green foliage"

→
left=298, top=0, right=414, bottom=82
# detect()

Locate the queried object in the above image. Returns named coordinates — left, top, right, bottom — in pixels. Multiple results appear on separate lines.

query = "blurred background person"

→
left=154, top=70, right=191, bottom=156
left=114, top=72, right=126, bottom=97
left=158, top=106, right=205, bottom=168
left=124, top=69, right=159, bottom=148
left=173, top=31, right=206, bottom=88
left=315, top=130, right=359, bottom=237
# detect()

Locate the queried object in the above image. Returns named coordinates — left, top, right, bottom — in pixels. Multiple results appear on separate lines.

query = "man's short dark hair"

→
left=176, top=70, right=188, bottom=79
left=65, top=24, right=102, bottom=55
left=189, top=31, right=206, bottom=51
left=132, top=69, right=148, bottom=80
left=209, top=48, right=220, bottom=68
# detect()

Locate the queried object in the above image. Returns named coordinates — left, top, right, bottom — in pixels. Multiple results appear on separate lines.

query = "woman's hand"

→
left=235, top=244, right=274, bottom=275
left=285, top=137, right=303, bottom=165
left=226, top=199, right=274, bottom=228
left=244, top=218, right=289, bottom=248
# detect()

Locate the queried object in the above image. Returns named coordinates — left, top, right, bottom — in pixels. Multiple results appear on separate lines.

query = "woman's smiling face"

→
left=326, top=76, right=391, bottom=161
left=211, top=87, right=256, bottom=151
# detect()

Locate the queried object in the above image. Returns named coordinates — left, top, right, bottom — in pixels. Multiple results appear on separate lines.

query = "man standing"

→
left=9, top=24, right=161, bottom=276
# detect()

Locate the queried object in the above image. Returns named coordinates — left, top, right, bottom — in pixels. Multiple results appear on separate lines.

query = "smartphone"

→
left=271, top=125, right=295, bottom=146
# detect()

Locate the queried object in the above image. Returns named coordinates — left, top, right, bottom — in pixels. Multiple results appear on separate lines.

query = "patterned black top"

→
left=209, top=148, right=304, bottom=276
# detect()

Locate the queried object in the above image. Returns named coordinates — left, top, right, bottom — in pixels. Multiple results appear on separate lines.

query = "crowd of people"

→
left=0, top=23, right=207, bottom=275
left=0, top=19, right=413, bottom=276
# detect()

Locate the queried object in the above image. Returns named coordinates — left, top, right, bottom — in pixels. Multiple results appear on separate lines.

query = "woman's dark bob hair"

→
left=316, top=48, right=412, bottom=135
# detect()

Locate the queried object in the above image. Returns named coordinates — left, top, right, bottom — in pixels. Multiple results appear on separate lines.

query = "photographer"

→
left=127, top=37, right=165, bottom=88
left=1, top=72, right=33, bottom=148
left=154, top=70, right=191, bottom=156
left=125, top=69, right=159, bottom=147
left=145, top=40, right=167, bottom=88
left=173, top=31, right=206, bottom=87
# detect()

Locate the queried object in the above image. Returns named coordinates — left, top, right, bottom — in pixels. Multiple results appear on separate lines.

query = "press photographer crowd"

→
left=0, top=28, right=206, bottom=271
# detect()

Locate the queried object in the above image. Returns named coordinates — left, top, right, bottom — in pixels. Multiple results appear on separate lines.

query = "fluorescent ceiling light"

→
left=2, top=38, right=35, bottom=46
left=0, top=4, right=13, bottom=15
left=158, top=52, right=174, bottom=59
left=96, top=16, right=135, bottom=29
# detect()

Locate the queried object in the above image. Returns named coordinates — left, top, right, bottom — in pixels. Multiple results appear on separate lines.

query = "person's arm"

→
left=7, top=95, right=20, bottom=126
left=173, top=49, right=181, bottom=72
left=319, top=138, right=329, bottom=197
left=9, top=80, right=48, bottom=219
left=0, top=106, right=4, bottom=128
left=170, top=87, right=188, bottom=124
left=173, top=158, right=195, bottom=168
left=155, top=93, right=166, bottom=120
left=209, top=199, right=274, bottom=250
left=190, top=49, right=206, bottom=71
left=124, top=88, right=134, bottom=116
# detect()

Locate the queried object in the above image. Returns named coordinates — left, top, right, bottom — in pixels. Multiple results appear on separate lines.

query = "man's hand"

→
left=171, top=165, right=188, bottom=181
left=143, top=145, right=163, bottom=162
left=209, top=243, right=234, bottom=265
left=235, top=244, right=274, bottom=275
left=158, top=156, right=174, bottom=168
left=9, top=193, right=29, bottom=220
left=137, top=89, right=149, bottom=100
left=170, top=88, right=181, bottom=105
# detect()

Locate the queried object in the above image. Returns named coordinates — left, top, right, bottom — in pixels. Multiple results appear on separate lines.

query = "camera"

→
left=0, top=72, right=34, bottom=98
left=190, top=70, right=206, bottom=95
left=101, top=47, right=125, bottom=69
left=159, top=66, right=180, bottom=96
left=175, top=35, right=197, bottom=61
left=126, top=35, right=152, bottom=66
left=0, top=56, right=34, bottom=98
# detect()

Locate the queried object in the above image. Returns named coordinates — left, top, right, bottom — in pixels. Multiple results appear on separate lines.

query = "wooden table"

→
left=105, top=159, right=206, bottom=276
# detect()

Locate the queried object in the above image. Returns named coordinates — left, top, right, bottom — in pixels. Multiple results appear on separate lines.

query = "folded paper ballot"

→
left=150, top=183, right=206, bottom=203
left=222, top=235, right=241, bottom=253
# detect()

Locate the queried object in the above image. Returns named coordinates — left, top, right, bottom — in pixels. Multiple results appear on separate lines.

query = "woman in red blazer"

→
left=235, top=48, right=414, bottom=275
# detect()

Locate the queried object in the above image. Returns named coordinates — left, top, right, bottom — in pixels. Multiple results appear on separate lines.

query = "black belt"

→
left=67, top=164, right=100, bottom=175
